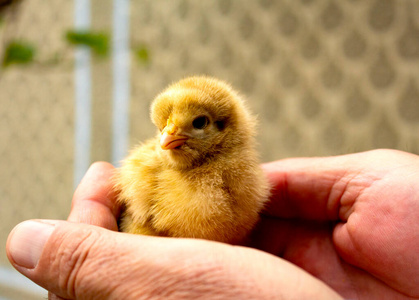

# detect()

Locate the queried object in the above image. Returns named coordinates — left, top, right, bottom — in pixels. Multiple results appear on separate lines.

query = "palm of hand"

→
left=254, top=150, right=419, bottom=299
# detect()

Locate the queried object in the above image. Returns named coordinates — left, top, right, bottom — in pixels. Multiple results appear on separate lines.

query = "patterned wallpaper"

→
left=130, top=0, right=419, bottom=161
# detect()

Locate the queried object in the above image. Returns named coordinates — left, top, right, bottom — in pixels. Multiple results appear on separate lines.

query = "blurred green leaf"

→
left=135, top=45, right=151, bottom=65
left=65, top=30, right=109, bottom=57
left=2, top=41, right=36, bottom=67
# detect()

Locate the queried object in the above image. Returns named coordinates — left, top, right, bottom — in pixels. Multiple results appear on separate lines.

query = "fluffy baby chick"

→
left=114, top=76, right=269, bottom=244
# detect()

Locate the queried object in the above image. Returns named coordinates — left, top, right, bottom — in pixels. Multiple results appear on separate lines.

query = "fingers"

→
left=261, top=155, right=358, bottom=220
left=6, top=219, right=342, bottom=300
left=69, top=162, right=120, bottom=230
left=261, top=149, right=416, bottom=221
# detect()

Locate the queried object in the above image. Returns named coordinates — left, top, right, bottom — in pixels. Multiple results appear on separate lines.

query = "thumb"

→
left=6, top=220, right=147, bottom=299
left=6, top=220, right=343, bottom=300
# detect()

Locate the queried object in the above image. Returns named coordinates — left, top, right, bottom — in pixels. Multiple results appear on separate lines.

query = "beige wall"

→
left=0, top=0, right=75, bottom=264
left=1, top=0, right=418, bottom=297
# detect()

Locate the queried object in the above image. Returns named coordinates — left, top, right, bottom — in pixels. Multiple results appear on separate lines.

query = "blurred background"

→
left=0, top=0, right=418, bottom=298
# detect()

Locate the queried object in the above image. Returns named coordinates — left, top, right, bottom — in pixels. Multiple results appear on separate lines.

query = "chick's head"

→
left=151, top=76, right=256, bottom=168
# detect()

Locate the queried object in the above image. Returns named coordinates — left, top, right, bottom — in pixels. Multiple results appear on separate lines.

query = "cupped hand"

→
left=6, top=162, right=340, bottom=300
left=257, top=149, right=419, bottom=299
left=7, top=149, right=419, bottom=299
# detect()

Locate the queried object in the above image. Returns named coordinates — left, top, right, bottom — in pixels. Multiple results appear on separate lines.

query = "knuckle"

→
left=49, top=226, right=100, bottom=298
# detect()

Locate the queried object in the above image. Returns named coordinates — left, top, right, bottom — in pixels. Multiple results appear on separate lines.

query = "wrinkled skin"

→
left=6, top=149, right=419, bottom=299
left=255, top=149, right=419, bottom=299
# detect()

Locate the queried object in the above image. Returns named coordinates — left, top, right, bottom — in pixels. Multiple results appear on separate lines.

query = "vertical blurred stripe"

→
left=112, top=0, right=131, bottom=166
left=73, top=0, right=92, bottom=188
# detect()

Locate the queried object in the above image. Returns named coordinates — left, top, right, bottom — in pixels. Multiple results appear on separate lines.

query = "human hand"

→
left=256, top=149, right=419, bottom=299
left=6, top=162, right=341, bottom=299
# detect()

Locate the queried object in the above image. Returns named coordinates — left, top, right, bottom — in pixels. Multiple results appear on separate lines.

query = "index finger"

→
left=261, top=151, right=380, bottom=221
left=68, top=162, right=120, bottom=230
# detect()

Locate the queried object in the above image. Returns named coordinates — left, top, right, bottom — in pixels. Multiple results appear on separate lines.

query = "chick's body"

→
left=114, top=76, right=269, bottom=244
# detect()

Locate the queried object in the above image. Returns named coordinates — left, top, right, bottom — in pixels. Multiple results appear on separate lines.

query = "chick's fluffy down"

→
left=114, top=76, right=269, bottom=244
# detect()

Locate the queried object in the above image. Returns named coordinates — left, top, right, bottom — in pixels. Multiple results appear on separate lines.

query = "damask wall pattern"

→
left=130, top=0, right=419, bottom=160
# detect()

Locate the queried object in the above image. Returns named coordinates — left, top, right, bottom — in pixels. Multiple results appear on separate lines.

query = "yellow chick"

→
left=114, top=76, right=269, bottom=244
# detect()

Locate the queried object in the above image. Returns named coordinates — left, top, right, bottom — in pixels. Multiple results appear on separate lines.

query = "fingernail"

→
left=7, top=220, right=55, bottom=269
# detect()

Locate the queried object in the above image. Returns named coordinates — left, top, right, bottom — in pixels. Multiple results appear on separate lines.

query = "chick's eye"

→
left=192, top=116, right=209, bottom=129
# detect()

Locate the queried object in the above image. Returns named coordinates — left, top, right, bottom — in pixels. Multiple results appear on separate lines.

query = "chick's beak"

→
left=160, top=132, right=188, bottom=150
left=160, top=121, right=188, bottom=150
